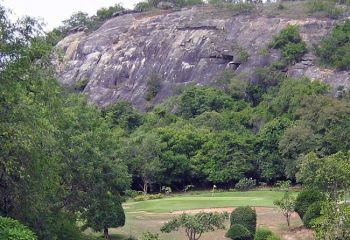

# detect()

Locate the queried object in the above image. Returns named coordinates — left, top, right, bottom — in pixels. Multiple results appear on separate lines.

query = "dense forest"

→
left=1, top=0, right=350, bottom=240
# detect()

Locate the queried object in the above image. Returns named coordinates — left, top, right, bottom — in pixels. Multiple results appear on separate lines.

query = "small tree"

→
left=161, top=212, right=228, bottom=240
left=82, top=194, right=125, bottom=239
left=273, top=193, right=296, bottom=228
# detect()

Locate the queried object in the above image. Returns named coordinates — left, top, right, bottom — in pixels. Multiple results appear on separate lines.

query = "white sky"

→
left=3, top=0, right=141, bottom=30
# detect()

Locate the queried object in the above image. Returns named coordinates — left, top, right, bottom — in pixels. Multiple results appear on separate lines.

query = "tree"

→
left=313, top=202, right=350, bottom=240
left=193, top=131, right=253, bottom=184
left=296, top=152, right=350, bottom=201
left=161, top=212, right=228, bottom=240
left=177, top=86, right=236, bottom=118
left=257, top=117, right=292, bottom=182
left=129, top=131, right=163, bottom=194
left=82, top=194, right=125, bottom=240
left=273, top=193, right=296, bottom=228
left=278, top=124, right=319, bottom=179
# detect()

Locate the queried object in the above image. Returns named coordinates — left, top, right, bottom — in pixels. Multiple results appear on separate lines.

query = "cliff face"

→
left=56, top=6, right=350, bottom=110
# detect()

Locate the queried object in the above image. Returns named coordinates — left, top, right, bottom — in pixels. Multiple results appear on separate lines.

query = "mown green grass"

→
left=124, top=190, right=288, bottom=213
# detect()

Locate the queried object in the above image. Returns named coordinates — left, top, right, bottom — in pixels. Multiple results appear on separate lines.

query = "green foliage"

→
left=209, top=0, right=256, bottom=15
left=230, top=206, right=257, bottom=236
left=295, top=189, right=325, bottom=220
left=313, top=202, right=350, bottom=240
left=104, top=100, right=144, bottom=131
left=82, top=194, right=125, bottom=233
left=303, top=201, right=322, bottom=228
left=161, top=212, right=228, bottom=240
left=273, top=193, right=296, bottom=227
left=306, top=0, right=345, bottom=19
left=254, top=228, right=275, bottom=240
left=141, top=232, right=161, bottom=240
left=193, top=131, right=254, bottom=184
left=233, top=44, right=249, bottom=63
left=135, top=1, right=153, bottom=11
left=315, top=20, right=350, bottom=70
left=270, top=25, right=306, bottom=63
left=297, top=152, right=350, bottom=201
left=145, top=74, right=162, bottom=101
left=134, top=193, right=164, bottom=201
left=235, top=178, right=256, bottom=191
left=0, top=217, right=37, bottom=240
left=225, top=224, right=252, bottom=240
left=96, top=4, right=124, bottom=21
left=177, top=86, right=236, bottom=118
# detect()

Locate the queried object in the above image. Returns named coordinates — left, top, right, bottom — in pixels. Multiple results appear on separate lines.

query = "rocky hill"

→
left=56, top=4, right=350, bottom=110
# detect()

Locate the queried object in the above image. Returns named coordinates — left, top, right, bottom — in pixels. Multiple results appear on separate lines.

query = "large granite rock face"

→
left=56, top=6, right=350, bottom=110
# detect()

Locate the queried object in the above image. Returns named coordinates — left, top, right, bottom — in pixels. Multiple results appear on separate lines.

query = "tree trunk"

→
left=104, top=227, right=109, bottom=240
left=286, top=214, right=290, bottom=228
left=143, top=181, right=148, bottom=194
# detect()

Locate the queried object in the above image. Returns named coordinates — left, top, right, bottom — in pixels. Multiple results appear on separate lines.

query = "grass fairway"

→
left=124, top=190, right=287, bottom=213
left=92, top=190, right=313, bottom=240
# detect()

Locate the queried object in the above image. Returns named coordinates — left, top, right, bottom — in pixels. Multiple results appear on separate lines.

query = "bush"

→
left=145, top=74, right=162, bottom=101
left=266, top=235, right=280, bottom=240
left=141, top=231, right=161, bottom=240
left=254, top=228, right=273, bottom=240
left=254, top=228, right=280, bottom=240
left=303, top=201, right=322, bottom=228
left=235, top=178, right=256, bottom=191
left=135, top=1, right=153, bottom=11
left=270, top=25, right=306, bottom=63
left=295, top=189, right=325, bottom=219
left=315, top=20, right=350, bottom=70
left=0, top=217, right=37, bottom=240
left=125, top=189, right=142, bottom=198
left=134, top=193, right=164, bottom=201
left=226, top=224, right=252, bottom=240
left=230, top=206, right=257, bottom=236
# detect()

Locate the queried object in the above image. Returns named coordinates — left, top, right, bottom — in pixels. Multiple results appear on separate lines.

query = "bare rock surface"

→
left=56, top=6, right=349, bottom=110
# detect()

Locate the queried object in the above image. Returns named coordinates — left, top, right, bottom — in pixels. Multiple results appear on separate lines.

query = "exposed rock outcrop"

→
left=56, top=6, right=349, bottom=110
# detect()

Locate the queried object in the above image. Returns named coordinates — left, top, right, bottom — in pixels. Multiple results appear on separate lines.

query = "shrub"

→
left=141, top=231, right=161, bottom=240
left=315, top=20, right=350, bottom=70
left=254, top=228, right=273, bottom=240
left=145, top=74, right=162, bottom=101
left=295, top=189, right=325, bottom=219
left=235, top=178, right=256, bottom=191
left=0, top=217, right=37, bottom=240
left=266, top=235, right=280, bottom=240
left=303, top=201, right=322, bottom=228
left=226, top=224, right=252, bottom=240
left=254, top=228, right=281, bottom=240
left=134, top=193, right=164, bottom=201
left=230, top=206, right=257, bottom=236
left=125, top=189, right=142, bottom=198
left=270, top=25, right=306, bottom=63
left=135, top=1, right=153, bottom=11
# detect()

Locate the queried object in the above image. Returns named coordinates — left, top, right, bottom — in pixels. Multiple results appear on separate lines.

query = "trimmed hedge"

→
left=295, top=189, right=325, bottom=219
left=226, top=224, right=252, bottom=240
left=230, top=206, right=257, bottom=236
left=303, top=201, right=322, bottom=228
left=0, top=217, right=37, bottom=240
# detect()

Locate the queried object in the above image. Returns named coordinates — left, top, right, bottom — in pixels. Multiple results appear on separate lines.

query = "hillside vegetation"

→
left=1, top=1, right=350, bottom=240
